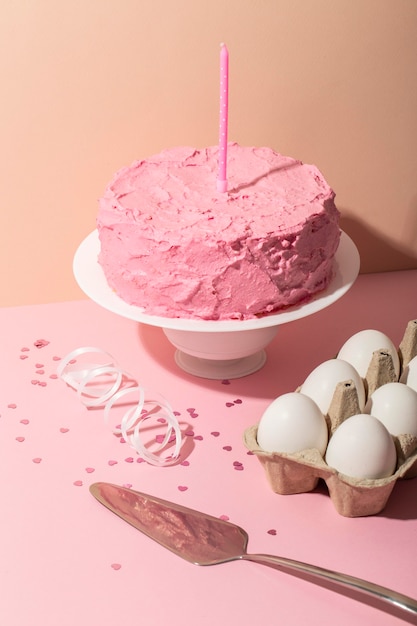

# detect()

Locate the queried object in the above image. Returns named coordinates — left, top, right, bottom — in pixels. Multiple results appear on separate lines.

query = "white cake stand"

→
left=73, top=231, right=360, bottom=379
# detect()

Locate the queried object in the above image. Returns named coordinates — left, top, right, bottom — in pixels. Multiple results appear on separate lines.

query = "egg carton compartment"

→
left=244, top=319, right=417, bottom=517
left=244, top=424, right=417, bottom=517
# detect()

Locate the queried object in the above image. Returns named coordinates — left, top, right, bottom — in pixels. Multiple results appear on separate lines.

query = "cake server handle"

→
left=240, top=552, right=417, bottom=617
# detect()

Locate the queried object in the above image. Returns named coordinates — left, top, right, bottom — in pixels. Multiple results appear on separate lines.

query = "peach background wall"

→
left=1, top=0, right=416, bottom=306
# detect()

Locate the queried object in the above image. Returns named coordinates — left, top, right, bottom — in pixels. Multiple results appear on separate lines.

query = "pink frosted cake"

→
left=97, top=143, right=341, bottom=320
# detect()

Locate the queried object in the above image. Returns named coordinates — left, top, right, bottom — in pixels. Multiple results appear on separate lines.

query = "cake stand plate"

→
left=73, top=230, right=360, bottom=379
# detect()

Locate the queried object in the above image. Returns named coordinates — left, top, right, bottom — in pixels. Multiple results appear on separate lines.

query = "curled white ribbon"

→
left=57, top=347, right=182, bottom=466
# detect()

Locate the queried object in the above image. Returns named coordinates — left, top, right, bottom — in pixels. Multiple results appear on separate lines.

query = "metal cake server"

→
left=90, top=482, right=417, bottom=618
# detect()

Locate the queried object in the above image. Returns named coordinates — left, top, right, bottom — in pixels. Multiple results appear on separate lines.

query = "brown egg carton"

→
left=244, top=319, right=417, bottom=517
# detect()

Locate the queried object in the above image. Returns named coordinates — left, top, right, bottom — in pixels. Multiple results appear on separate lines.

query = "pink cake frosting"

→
left=97, top=143, right=341, bottom=320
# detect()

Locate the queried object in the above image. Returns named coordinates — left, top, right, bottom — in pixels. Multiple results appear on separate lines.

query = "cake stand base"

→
left=174, top=349, right=267, bottom=380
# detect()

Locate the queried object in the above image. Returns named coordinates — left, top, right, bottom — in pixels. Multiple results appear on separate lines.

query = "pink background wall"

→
left=1, top=0, right=416, bottom=306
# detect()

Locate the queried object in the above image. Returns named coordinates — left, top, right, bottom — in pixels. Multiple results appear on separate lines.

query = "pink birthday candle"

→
left=217, top=43, right=229, bottom=193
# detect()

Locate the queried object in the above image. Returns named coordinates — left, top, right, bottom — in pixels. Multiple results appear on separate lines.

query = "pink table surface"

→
left=1, top=269, right=417, bottom=626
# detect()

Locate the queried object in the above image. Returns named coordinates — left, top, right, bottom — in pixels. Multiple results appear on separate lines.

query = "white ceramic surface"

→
left=73, top=230, right=360, bottom=378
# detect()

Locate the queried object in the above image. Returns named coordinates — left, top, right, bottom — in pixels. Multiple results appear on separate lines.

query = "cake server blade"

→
left=90, top=482, right=417, bottom=618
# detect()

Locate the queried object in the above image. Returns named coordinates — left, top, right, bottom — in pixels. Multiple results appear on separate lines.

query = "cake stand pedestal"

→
left=73, top=231, right=360, bottom=379
left=175, top=351, right=267, bottom=380
left=164, top=325, right=278, bottom=379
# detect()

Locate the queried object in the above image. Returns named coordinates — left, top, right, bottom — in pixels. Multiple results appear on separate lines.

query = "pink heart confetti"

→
left=7, top=403, right=17, bottom=409
left=35, top=369, right=45, bottom=375
left=32, top=458, right=42, bottom=464
left=223, top=445, right=232, bottom=451
left=185, top=430, right=194, bottom=437
left=234, top=399, right=243, bottom=404
left=178, top=485, right=188, bottom=492
left=267, top=529, right=277, bottom=536
left=108, top=460, right=118, bottom=466
left=211, top=431, right=220, bottom=437
left=31, top=380, right=39, bottom=385
left=52, top=356, right=61, bottom=361
left=125, top=457, right=134, bottom=463
left=219, top=514, right=230, bottom=521
left=19, top=355, right=29, bottom=360
left=38, top=382, right=47, bottom=387
left=49, top=374, right=58, bottom=379
left=73, top=480, right=83, bottom=487
left=85, top=467, right=95, bottom=473
left=225, top=402, right=234, bottom=407
left=111, top=563, right=122, bottom=570
left=123, top=483, right=132, bottom=488
left=34, top=339, right=49, bottom=348
left=20, top=419, right=30, bottom=425
left=16, top=436, right=25, bottom=442
left=21, top=347, right=30, bottom=352
left=60, top=427, right=69, bottom=433
left=180, top=460, right=190, bottom=467
left=221, top=379, right=231, bottom=385
left=155, top=433, right=176, bottom=444
left=35, top=363, right=44, bottom=368
left=194, top=435, right=203, bottom=441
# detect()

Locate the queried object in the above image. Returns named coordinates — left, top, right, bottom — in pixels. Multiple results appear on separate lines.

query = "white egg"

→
left=337, top=329, right=400, bottom=379
left=325, top=414, right=397, bottom=479
left=257, top=392, right=328, bottom=455
left=400, top=355, right=417, bottom=393
left=300, top=359, right=366, bottom=415
left=365, top=382, right=417, bottom=437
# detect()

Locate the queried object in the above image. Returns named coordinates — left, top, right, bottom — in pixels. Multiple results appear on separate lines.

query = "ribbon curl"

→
left=57, top=347, right=182, bottom=466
